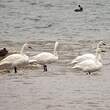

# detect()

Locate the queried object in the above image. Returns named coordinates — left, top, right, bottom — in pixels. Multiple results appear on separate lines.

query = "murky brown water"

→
left=0, top=40, right=110, bottom=110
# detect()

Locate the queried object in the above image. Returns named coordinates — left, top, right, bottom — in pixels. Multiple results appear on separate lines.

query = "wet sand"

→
left=0, top=40, right=110, bottom=110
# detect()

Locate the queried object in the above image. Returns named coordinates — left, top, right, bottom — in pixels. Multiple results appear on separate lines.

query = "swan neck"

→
left=96, top=42, right=102, bottom=49
left=53, top=42, right=58, bottom=56
left=54, top=48, right=58, bottom=56
left=54, top=51, right=58, bottom=57
left=20, top=44, right=26, bottom=54
left=96, top=44, right=100, bottom=49
left=95, top=51, right=101, bottom=61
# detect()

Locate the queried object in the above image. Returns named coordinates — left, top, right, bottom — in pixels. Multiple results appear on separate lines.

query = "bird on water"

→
left=74, top=5, right=83, bottom=12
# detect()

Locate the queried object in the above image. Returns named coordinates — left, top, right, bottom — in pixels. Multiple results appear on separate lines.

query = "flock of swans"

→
left=0, top=41, right=106, bottom=75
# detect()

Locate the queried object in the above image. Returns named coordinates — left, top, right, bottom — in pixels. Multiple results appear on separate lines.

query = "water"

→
left=0, top=0, right=110, bottom=110
left=0, top=0, right=110, bottom=41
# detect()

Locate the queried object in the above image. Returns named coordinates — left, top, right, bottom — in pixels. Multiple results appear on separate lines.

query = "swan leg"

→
left=14, top=66, right=17, bottom=73
left=43, top=65, right=47, bottom=72
left=86, top=72, right=91, bottom=75
left=88, top=72, right=91, bottom=75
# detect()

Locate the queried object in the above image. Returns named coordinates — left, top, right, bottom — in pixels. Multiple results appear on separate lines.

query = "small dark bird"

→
left=74, top=5, right=83, bottom=12
left=0, top=48, right=8, bottom=57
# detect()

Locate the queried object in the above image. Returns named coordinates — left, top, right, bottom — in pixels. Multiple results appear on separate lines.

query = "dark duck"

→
left=74, top=5, right=83, bottom=12
left=0, top=48, right=8, bottom=57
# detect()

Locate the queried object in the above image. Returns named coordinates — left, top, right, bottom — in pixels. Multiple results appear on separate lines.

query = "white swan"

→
left=0, top=43, right=32, bottom=73
left=71, top=41, right=106, bottom=65
left=29, top=41, right=59, bottom=72
left=72, top=48, right=105, bottom=75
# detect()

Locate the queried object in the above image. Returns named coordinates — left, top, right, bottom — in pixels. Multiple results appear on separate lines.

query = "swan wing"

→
left=0, top=54, right=29, bottom=66
left=72, top=59, right=102, bottom=72
left=71, top=54, right=95, bottom=64
left=31, top=52, right=58, bottom=64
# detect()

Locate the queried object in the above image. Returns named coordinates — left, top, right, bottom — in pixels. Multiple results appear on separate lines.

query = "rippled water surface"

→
left=0, top=0, right=110, bottom=41
left=0, top=0, right=110, bottom=110
left=0, top=40, right=110, bottom=110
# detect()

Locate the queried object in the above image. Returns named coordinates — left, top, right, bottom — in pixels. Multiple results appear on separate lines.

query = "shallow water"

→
left=0, top=0, right=110, bottom=110
left=0, top=40, right=110, bottom=110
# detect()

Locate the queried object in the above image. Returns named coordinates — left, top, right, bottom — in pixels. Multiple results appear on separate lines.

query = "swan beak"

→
left=101, top=50, right=106, bottom=52
left=103, top=43, right=106, bottom=45
left=28, top=46, right=32, bottom=49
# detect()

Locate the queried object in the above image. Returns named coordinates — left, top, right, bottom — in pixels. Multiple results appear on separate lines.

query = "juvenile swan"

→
left=71, top=41, right=106, bottom=65
left=0, top=43, right=32, bottom=73
left=72, top=48, right=105, bottom=75
left=29, top=41, right=59, bottom=72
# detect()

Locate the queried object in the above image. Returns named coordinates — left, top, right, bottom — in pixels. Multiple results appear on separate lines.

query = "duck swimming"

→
left=0, top=48, right=8, bottom=57
left=74, top=5, right=83, bottom=12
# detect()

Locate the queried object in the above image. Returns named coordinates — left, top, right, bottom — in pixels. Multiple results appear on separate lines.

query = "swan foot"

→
left=14, top=67, right=17, bottom=73
left=43, top=65, right=47, bottom=72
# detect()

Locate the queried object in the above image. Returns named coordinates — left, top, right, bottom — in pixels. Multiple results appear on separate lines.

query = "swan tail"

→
left=72, top=64, right=80, bottom=69
left=0, top=61, right=9, bottom=66
left=71, top=60, right=78, bottom=65
left=0, top=61, right=11, bottom=69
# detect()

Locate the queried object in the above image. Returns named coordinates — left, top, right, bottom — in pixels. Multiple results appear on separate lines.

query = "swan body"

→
left=0, top=43, right=31, bottom=73
left=71, top=41, right=105, bottom=65
left=0, top=54, right=29, bottom=66
left=72, top=59, right=102, bottom=74
left=71, top=53, right=97, bottom=65
left=72, top=47, right=105, bottom=74
left=30, top=41, right=59, bottom=71
left=31, top=52, right=58, bottom=65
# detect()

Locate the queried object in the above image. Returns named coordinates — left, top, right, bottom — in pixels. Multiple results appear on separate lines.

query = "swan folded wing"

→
left=31, top=52, right=58, bottom=64
left=0, top=54, right=29, bottom=66
left=72, top=59, right=102, bottom=72
left=71, top=54, right=96, bottom=64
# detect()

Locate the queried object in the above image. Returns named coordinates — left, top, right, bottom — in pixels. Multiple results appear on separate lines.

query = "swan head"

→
left=20, top=43, right=32, bottom=54
left=78, top=5, right=81, bottom=7
left=98, top=41, right=106, bottom=47
left=96, top=48, right=106, bottom=53
left=23, top=43, right=32, bottom=49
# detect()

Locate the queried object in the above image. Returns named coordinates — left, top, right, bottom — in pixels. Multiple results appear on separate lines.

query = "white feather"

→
left=72, top=48, right=105, bottom=74
left=30, top=41, right=59, bottom=65
left=71, top=41, right=105, bottom=65
left=0, top=43, right=31, bottom=72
